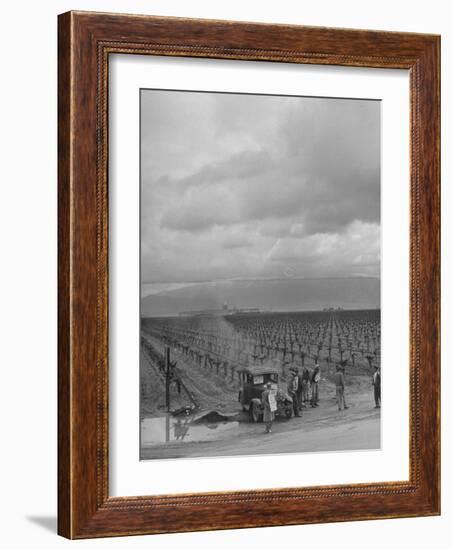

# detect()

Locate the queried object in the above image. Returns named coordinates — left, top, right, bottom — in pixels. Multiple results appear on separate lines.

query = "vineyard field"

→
left=141, top=309, right=380, bottom=417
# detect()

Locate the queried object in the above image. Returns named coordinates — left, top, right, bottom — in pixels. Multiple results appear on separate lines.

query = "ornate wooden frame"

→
left=58, top=11, right=440, bottom=539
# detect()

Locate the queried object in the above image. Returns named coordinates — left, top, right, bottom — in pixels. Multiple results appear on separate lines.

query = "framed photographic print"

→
left=58, top=11, right=440, bottom=539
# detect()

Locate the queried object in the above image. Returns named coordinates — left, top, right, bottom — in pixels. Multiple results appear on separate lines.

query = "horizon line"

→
left=141, top=306, right=381, bottom=319
left=142, top=275, right=381, bottom=285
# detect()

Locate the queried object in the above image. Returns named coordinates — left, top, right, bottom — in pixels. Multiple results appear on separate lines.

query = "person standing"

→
left=262, top=382, right=276, bottom=433
left=301, top=367, right=310, bottom=406
left=334, top=365, right=349, bottom=411
left=295, top=366, right=304, bottom=410
left=372, top=365, right=381, bottom=408
left=288, top=368, right=301, bottom=417
left=311, top=364, right=320, bottom=407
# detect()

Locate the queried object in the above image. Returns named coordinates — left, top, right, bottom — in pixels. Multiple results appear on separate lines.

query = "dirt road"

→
left=141, top=388, right=380, bottom=460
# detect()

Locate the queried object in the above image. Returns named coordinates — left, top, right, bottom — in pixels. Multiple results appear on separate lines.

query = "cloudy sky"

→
left=141, top=89, right=380, bottom=294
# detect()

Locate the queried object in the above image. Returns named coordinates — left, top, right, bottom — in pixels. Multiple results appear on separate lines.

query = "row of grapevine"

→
left=142, top=310, right=380, bottom=383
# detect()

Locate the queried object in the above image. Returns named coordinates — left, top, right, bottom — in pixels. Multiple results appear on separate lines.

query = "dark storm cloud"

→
left=140, top=90, right=380, bottom=284
left=158, top=97, right=379, bottom=237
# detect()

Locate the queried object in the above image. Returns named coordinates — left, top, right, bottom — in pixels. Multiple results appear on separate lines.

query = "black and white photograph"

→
left=1, top=0, right=445, bottom=545
left=139, top=89, right=381, bottom=460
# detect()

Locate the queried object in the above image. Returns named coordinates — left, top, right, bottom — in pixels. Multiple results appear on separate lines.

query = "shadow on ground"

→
left=26, top=516, right=57, bottom=533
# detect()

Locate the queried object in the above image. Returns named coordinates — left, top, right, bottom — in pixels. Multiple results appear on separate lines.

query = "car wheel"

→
left=250, top=402, right=260, bottom=423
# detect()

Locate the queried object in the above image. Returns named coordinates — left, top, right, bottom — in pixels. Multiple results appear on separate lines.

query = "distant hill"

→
left=141, top=277, right=380, bottom=317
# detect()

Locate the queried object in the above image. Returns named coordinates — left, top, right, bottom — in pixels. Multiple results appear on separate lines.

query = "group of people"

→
left=262, top=363, right=322, bottom=432
left=287, top=363, right=322, bottom=417
left=261, top=362, right=382, bottom=433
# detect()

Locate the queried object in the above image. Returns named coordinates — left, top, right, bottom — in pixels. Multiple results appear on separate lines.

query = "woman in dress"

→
left=262, top=382, right=275, bottom=433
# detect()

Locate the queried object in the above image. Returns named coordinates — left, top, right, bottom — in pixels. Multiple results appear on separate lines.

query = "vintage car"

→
left=238, top=365, right=293, bottom=422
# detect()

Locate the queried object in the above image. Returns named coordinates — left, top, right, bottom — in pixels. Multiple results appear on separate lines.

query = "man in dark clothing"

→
left=372, top=365, right=381, bottom=408
left=310, top=364, right=320, bottom=407
left=288, top=368, right=301, bottom=417
left=301, top=367, right=310, bottom=406
left=295, top=365, right=304, bottom=408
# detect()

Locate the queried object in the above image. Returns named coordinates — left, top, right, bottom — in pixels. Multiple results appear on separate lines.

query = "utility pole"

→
left=165, top=345, right=171, bottom=412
